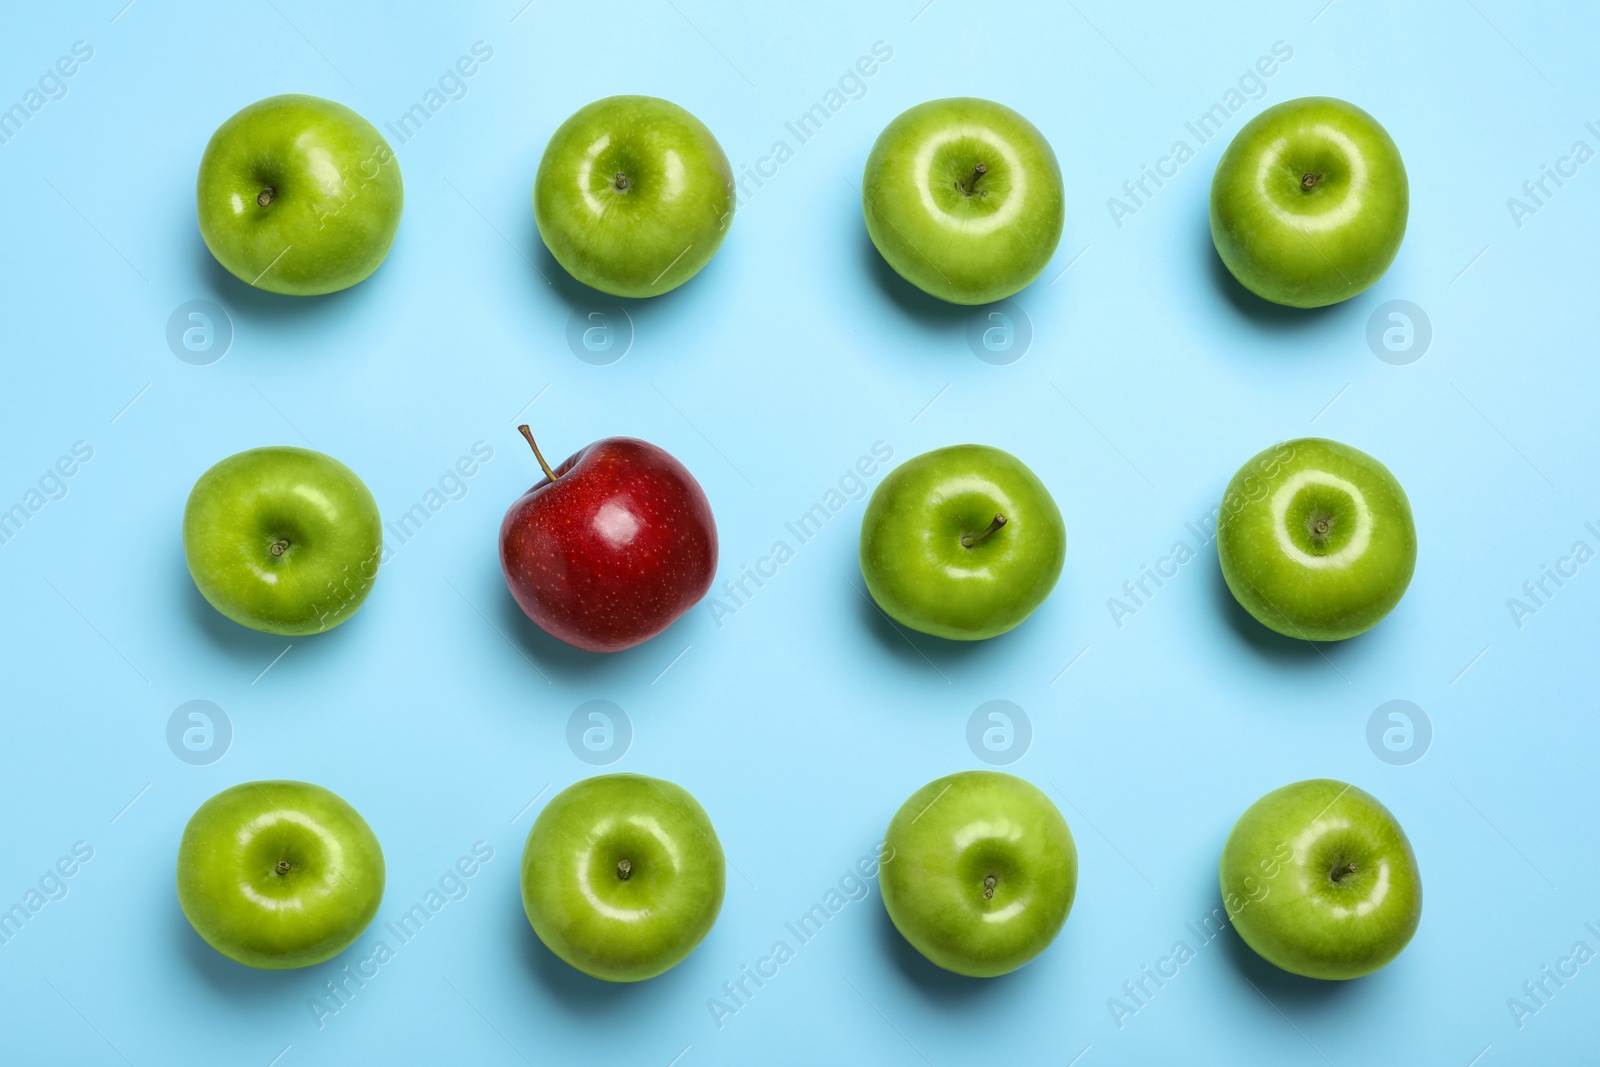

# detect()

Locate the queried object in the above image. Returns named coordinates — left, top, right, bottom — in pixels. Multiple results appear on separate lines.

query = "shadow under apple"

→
left=177, top=547, right=368, bottom=670
left=1217, top=912, right=1355, bottom=1009
left=490, top=569, right=700, bottom=686
left=173, top=902, right=308, bottom=1003
left=193, top=238, right=375, bottom=330
left=1198, top=213, right=1356, bottom=335
left=857, top=227, right=977, bottom=336
left=846, top=572, right=1011, bottom=680
left=532, top=231, right=716, bottom=328
left=516, top=915, right=642, bottom=1014
left=177, top=551, right=286, bottom=658
left=1207, top=559, right=1363, bottom=673
left=870, top=899, right=1017, bottom=1006
left=509, top=881, right=697, bottom=1015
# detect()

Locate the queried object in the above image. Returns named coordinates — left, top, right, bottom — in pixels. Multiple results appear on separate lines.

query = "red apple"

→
left=499, top=427, right=717, bottom=653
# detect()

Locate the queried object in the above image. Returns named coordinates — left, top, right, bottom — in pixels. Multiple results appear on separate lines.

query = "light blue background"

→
left=2, top=1, right=1596, bottom=1063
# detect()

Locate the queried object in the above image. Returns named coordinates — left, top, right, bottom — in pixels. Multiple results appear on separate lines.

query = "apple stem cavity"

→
left=1306, top=510, right=1335, bottom=548
left=617, top=859, right=632, bottom=881
left=257, top=186, right=276, bottom=208
left=957, top=163, right=989, bottom=197
left=981, top=874, right=997, bottom=900
left=517, top=424, right=559, bottom=483
left=961, top=513, right=1008, bottom=548
left=613, top=172, right=630, bottom=193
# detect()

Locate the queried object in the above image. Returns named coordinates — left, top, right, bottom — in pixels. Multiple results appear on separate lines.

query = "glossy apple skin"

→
left=521, top=774, right=724, bottom=982
left=881, top=771, right=1077, bottom=977
left=500, top=437, right=716, bottom=652
left=1210, top=97, right=1407, bottom=308
left=863, top=98, right=1064, bottom=305
left=860, top=444, right=1064, bottom=640
left=197, top=94, right=403, bottom=295
left=1216, top=438, right=1415, bottom=641
left=184, top=446, right=383, bottom=636
left=1221, top=779, right=1421, bottom=980
left=177, top=780, right=384, bottom=970
left=534, top=96, right=734, bottom=297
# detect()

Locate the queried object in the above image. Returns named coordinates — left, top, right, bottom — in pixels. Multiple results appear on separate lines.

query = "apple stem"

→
left=961, top=513, right=1007, bottom=548
left=617, top=859, right=632, bottom=881
left=1307, top=511, right=1334, bottom=546
left=274, top=860, right=292, bottom=876
left=1329, top=860, right=1359, bottom=883
left=957, top=163, right=989, bottom=197
left=258, top=186, right=276, bottom=207
left=1300, top=172, right=1320, bottom=191
left=982, top=874, right=997, bottom=900
left=517, top=424, right=559, bottom=482
left=269, top=538, right=289, bottom=557
left=614, top=172, right=630, bottom=192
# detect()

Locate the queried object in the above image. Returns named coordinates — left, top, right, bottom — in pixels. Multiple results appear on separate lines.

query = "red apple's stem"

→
left=258, top=186, right=276, bottom=207
left=961, top=513, right=1007, bottom=548
left=517, top=424, right=559, bottom=482
left=617, top=859, right=632, bottom=881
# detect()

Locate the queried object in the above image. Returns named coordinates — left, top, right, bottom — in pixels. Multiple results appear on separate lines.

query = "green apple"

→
left=860, top=444, right=1064, bottom=640
left=177, top=780, right=384, bottom=969
left=197, top=94, right=403, bottom=295
left=1216, top=438, right=1415, bottom=641
left=862, top=98, right=1064, bottom=305
left=881, top=771, right=1076, bottom=977
left=1210, top=97, right=1407, bottom=308
left=534, top=96, right=734, bottom=298
left=1221, top=778, right=1421, bottom=980
left=183, top=446, right=382, bottom=636
left=521, top=774, right=724, bottom=982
